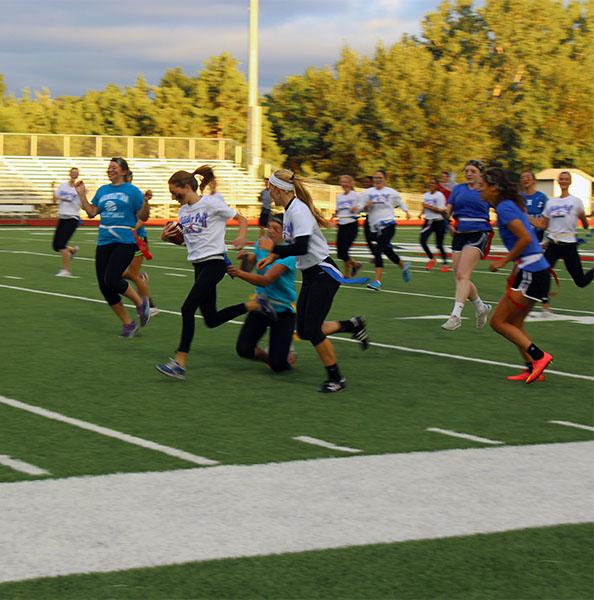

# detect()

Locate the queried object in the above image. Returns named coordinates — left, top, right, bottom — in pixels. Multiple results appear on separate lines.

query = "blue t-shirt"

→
left=92, top=183, right=144, bottom=246
left=496, top=200, right=549, bottom=272
left=253, top=241, right=297, bottom=313
left=448, top=184, right=492, bottom=232
left=520, top=191, right=548, bottom=218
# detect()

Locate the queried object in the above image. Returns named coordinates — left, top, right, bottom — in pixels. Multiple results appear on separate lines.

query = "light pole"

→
left=247, top=0, right=262, bottom=177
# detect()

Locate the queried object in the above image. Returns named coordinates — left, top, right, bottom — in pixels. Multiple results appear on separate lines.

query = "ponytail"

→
left=272, top=168, right=327, bottom=227
left=168, top=164, right=216, bottom=194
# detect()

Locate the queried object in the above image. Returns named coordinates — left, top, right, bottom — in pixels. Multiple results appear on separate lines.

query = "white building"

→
left=536, top=168, right=593, bottom=214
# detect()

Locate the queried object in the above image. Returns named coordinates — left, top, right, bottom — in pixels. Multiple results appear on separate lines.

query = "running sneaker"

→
left=540, top=309, right=554, bottom=319
left=402, top=262, right=412, bottom=283
left=120, top=321, right=139, bottom=338
left=319, top=378, right=347, bottom=393
left=137, top=296, right=151, bottom=327
left=441, top=315, right=462, bottom=331
left=425, top=259, right=436, bottom=271
left=257, top=296, right=278, bottom=321
left=526, top=352, right=553, bottom=384
left=155, top=358, right=186, bottom=380
left=367, top=280, right=382, bottom=291
left=506, top=371, right=545, bottom=382
left=55, top=269, right=73, bottom=277
left=439, top=265, right=450, bottom=273
left=475, top=303, right=492, bottom=329
left=149, top=307, right=160, bottom=317
left=351, top=262, right=363, bottom=277
left=351, top=315, right=370, bottom=350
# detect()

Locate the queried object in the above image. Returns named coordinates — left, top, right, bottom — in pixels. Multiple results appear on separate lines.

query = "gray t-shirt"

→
left=259, top=189, right=271, bottom=210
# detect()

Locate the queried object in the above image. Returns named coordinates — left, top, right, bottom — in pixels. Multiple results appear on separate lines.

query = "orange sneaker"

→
left=526, top=352, right=553, bottom=384
left=439, top=265, right=450, bottom=272
left=506, top=371, right=545, bottom=382
left=425, top=259, right=436, bottom=270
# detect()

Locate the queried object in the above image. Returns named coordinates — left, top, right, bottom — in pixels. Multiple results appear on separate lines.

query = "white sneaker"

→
left=540, top=309, right=554, bottom=319
left=475, top=303, right=492, bottom=329
left=56, top=269, right=73, bottom=277
left=149, top=307, right=160, bottom=316
left=441, top=315, right=462, bottom=331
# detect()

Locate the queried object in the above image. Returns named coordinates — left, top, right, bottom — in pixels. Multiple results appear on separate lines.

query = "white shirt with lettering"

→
left=336, top=191, right=359, bottom=225
left=422, top=191, right=446, bottom=221
left=56, top=182, right=81, bottom=219
left=178, top=193, right=237, bottom=262
left=543, top=195, right=584, bottom=243
left=283, top=197, right=329, bottom=270
left=359, top=186, right=408, bottom=232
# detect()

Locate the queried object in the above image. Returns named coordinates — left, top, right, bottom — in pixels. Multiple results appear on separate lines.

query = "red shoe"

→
left=506, top=371, right=545, bottom=382
left=526, top=352, right=553, bottom=384
left=425, top=259, right=436, bottom=270
left=439, top=265, right=450, bottom=273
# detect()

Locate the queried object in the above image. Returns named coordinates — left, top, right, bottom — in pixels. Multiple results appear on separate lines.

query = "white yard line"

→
left=1, top=283, right=592, bottom=382
left=3, top=275, right=23, bottom=280
left=293, top=436, right=362, bottom=454
left=0, top=395, right=218, bottom=467
left=164, top=272, right=187, bottom=277
left=549, top=420, right=594, bottom=433
left=0, top=455, right=50, bottom=476
left=0, top=441, right=591, bottom=583
left=426, top=428, right=504, bottom=445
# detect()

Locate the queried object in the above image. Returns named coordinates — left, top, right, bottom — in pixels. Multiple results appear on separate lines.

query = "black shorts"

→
left=259, top=209, right=271, bottom=227
left=452, top=231, right=490, bottom=256
left=336, top=220, right=358, bottom=260
left=52, top=218, right=79, bottom=251
left=511, top=268, right=551, bottom=303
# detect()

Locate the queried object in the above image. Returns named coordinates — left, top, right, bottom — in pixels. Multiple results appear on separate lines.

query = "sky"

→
left=0, top=0, right=442, bottom=97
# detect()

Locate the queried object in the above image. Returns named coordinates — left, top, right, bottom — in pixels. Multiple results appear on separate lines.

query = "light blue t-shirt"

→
left=253, top=241, right=297, bottom=313
left=92, top=183, right=144, bottom=246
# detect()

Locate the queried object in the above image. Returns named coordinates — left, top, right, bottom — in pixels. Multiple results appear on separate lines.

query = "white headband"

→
left=269, top=173, right=295, bottom=192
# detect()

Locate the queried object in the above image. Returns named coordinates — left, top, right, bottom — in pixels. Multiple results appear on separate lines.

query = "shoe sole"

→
left=154, top=365, right=185, bottom=380
left=441, top=323, right=461, bottom=331
left=476, top=305, right=492, bottom=329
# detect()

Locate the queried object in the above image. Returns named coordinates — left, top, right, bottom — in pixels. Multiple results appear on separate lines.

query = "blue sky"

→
left=0, top=0, right=442, bottom=97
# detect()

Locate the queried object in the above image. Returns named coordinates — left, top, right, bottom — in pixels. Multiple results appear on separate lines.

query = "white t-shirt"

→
left=283, top=197, right=329, bottom=270
left=422, top=191, right=446, bottom=220
left=336, top=191, right=359, bottom=225
left=56, top=182, right=81, bottom=219
left=359, top=186, right=408, bottom=232
left=178, top=193, right=237, bottom=262
left=543, top=195, right=584, bottom=243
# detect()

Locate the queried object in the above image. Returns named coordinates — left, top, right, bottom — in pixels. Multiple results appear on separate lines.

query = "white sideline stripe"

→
left=0, top=455, right=50, bottom=476
left=164, top=272, right=187, bottom=277
left=0, top=441, right=592, bottom=583
left=1, top=283, right=593, bottom=382
left=549, top=420, right=594, bottom=433
left=293, top=436, right=362, bottom=454
left=2, top=248, right=593, bottom=315
left=0, top=395, right=218, bottom=467
left=3, top=275, right=23, bottom=280
left=427, top=428, right=504, bottom=445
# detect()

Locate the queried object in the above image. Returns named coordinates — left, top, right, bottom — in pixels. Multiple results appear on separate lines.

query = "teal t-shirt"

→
left=92, top=183, right=144, bottom=245
left=253, top=241, right=297, bottom=313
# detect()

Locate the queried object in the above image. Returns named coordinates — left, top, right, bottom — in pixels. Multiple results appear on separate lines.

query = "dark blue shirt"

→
left=448, top=184, right=491, bottom=232
left=520, top=191, right=548, bottom=217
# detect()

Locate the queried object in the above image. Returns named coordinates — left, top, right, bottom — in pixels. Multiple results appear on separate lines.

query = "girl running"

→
left=481, top=167, right=553, bottom=383
left=519, top=170, right=548, bottom=242
left=420, top=177, right=448, bottom=271
left=257, top=168, right=369, bottom=393
left=359, top=169, right=411, bottom=291
left=441, top=160, right=492, bottom=331
left=75, top=157, right=151, bottom=337
left=52, top=167, right=81, bottom=277
left=155, top=165, right=274, bottom=380
left=228, top=215, right=297, bottom=372
left=335, top=175, right=362, bottom=277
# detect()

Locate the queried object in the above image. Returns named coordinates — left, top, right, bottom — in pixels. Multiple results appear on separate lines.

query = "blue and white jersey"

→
left=56, top=182, right=81, bottom=219
left=92, top=183, right=144, bottom=245
left=520, top=191, right=548, bottom=217
left=336, top=191, right=359, bottom=225
left=359, top=186, right=408, bottom=233
left=496, top=200, right=549, bottom=272
left=422, top=191, right=446, bottom=220
left=253, top=241, right=297, bottom=313
left=178, top=192, right=236, bottom=262
left=543, top=195, right=584, bottom=244
left=448, top=184, right=491, bottom=233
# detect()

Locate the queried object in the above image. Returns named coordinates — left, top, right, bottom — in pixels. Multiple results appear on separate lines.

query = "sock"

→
left=325, top=363, right=343, bottom=382
left=452, top=302, right=465, bottom=318
left=338, top=319, right=356, bottom=333
left=472, top=297, right=484, bottom=310
left=526, top=343, right=544, bottom=361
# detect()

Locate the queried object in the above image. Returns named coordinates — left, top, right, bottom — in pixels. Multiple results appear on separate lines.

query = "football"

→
left=163, top=221, right=184, bottom=245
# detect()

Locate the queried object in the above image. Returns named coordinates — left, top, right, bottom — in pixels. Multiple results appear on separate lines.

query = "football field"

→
left=0, top=225, right=592, bottom=598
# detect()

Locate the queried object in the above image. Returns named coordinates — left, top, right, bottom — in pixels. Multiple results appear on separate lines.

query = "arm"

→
left=74, top=181, right=99, bottom=218
left=489, top=219, right=532, bottom=271
left=422, top=202, right=445, bottom=214
left=578, top=208, right=589, bottom=230
left=231, top=212, right=248, bottom=249
left=136, top=189, right=151, bottom=222
left=273, top=235, right=309, bottom=257
left=228, top=262, right=288, bottom=287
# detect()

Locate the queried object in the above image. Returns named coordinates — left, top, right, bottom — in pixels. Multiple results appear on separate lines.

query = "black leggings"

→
left=370, top=223, right=401, bottom=268
left=52, top=218, right=78, bottom=252
left=95, top=243, right=136, bottom=306
left=297, top=260, right=340, bottom=346
left=236, top=310, right=296, bottom=372
left=336, top=221, right=359, bottom=261
left=544, top=241, right=593, bottom=288
left=178, top=260, right=247, bottom=354
left=420, top=219, right=447, bottom=262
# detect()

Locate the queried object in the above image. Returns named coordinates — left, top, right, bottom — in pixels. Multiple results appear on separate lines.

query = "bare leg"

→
left=110, top=301, right=133, bottom=325
left=314, top=338, right=337, bottom=367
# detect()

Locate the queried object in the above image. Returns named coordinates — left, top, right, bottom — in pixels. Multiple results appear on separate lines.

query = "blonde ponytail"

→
left=272, top=168, right=327, bottom=227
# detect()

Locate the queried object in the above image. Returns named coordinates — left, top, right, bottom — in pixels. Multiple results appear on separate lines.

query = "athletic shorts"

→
left=451, top=231, right=491, bottom=256
left=336, top=220, right=358, bottom=261
left=511, top=268, right=550, bottom=303
left=134, top=235, right=148, bottom=258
